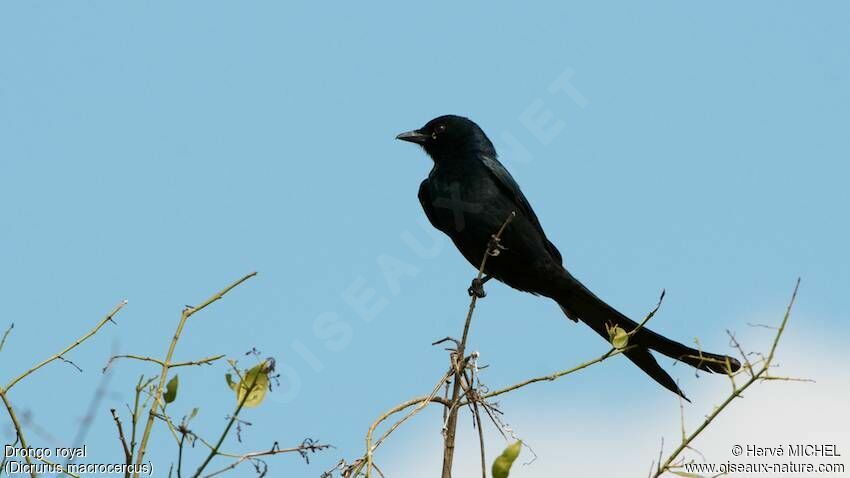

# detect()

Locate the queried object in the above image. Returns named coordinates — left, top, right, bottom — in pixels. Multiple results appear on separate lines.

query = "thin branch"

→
left=56, top=355, right=84, bottom=373
left=129, top=375, right=157, bottom=460
left=655, top=278, right=801, bottom=478
left=726, top=330, right=755, bottom=378
left=761, top=375, right=815, bottom=383
left=171, top=355, right=226, bottom=368
left=106, top=354, right=167, bottom=370
left=177, top=433, right=186, bottom=478
left=0, top=390, right=35, bottom=477
left=104, top=353, right=224, bottom=372
left=461, top=369, right=486, bottom=478
left=628, top=289, right=666, bottom=338
left=0, top=302, right=125, bottom=478
left=766, top=279, right=800, bottom=365
left=191, top=359, right=266, bottom=478
left=345, top=212, right=659, bottom=477
left=0, top=322, right=13, bottom=354
left=366, top=370, right=452, bottom=476
left=202, top=441, right=333, bottom=478
left=4, top=300, right=127, bottom=392
left=442, top=211, right=515, bottom=478
left=151, top=407, right=186, bottom=447
left=346, top=371, right=452, bottom=478
left=64, top=340, right=118, bottom=466
left=480, top=345, right=633, bottom=401
left=342, top=260, right=664, bottom=477
left=478, top=291, right=665, bottom=401
left=133, top=272, right=256, bottom=477
left=111, top=408, right=132, bottom=477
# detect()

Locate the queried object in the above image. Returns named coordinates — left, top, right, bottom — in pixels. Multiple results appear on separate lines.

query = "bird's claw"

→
left=468, top=278, right=487, bottom=298
left=487, top=235, right=507, bottom=256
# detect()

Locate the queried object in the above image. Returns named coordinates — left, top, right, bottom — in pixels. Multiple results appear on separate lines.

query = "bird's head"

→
left=396, top=115, right=495, bottom=162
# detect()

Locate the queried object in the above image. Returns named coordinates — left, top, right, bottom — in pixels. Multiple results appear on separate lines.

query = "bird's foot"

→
left=487, top=235, right=507, bottom=256
left=468, top=277, right=488, bottom=298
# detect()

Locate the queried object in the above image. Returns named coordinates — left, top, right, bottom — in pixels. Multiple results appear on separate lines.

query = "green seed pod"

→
left=492, top=441, right=522, bottom=478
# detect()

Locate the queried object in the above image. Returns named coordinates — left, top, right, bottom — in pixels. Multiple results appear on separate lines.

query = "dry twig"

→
left=654, top=278, right=802, bottom=477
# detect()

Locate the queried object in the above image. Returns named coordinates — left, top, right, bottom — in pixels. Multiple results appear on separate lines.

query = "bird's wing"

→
left=479, top=155, right=563, bottom=264
left=418, top=178, right=440, bottom=230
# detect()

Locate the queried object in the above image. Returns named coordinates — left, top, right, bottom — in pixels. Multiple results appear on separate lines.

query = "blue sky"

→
left=1, top=2, right=848, bottom=477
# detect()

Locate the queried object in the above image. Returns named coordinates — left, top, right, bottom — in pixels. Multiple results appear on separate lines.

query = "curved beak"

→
left=396, top=129, right=428, bottom=144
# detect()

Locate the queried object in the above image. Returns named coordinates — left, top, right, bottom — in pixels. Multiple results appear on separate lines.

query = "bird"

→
left=396, top=114, right=740, bottom=399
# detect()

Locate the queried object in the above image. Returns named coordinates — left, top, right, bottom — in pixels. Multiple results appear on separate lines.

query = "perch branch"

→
left=442, top=211, right=515, bottom=478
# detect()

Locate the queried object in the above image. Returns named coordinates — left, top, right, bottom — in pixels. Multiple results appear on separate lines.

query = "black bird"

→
left=396, top=114, right=740, bottom=399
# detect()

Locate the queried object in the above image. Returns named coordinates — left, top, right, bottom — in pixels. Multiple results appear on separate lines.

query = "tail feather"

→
left=557, top=277, right=740, bottom=399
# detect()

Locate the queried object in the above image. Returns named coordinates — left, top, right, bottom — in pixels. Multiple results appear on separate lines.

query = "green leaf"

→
left=610, top=325, right=629, bottom=349
left=235, top=362, right=270, bottom=408
left=492, top=441, right=522, bottom=478
left=164, top=375, right=179, bottom=404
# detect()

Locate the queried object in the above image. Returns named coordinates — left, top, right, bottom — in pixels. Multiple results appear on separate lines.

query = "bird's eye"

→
left=432, top=124, right=447, bottom=139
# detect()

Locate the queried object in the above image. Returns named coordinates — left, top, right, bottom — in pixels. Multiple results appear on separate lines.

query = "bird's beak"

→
left=395, top=129, right=429, bottom=144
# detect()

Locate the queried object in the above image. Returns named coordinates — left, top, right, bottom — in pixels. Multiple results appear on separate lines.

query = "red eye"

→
left=432, top=124, right=446, bottom=139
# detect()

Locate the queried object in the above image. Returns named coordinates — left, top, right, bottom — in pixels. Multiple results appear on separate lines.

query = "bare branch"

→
left=202, top=440, right=332, bottom=478
left=104, top=353, right=225, bottom=373
left=479, top=345, right=633, bottom=401
left=0, top=301, right=126, bottom=478
left=133, top=272, right=257, bottom=477
left=4, top=300, right=127, bottom=392
left=111, top=408, right=132, bottom=475
left=0, top=322, right=13, bottom=354
left=655, top=278, right=802, bottom=477
left=0, top=390, right=34, bottom=476
left=191, top=358, right=269, bottom=478
left=442, top=211, right=515, bottom=478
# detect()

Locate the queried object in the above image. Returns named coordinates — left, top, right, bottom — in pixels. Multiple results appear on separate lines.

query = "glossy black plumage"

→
left=397, top=114, right=740, bottom=399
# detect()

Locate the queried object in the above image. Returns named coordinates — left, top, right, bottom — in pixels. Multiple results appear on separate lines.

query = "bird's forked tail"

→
left=556, top=278, right=740, bottom=400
